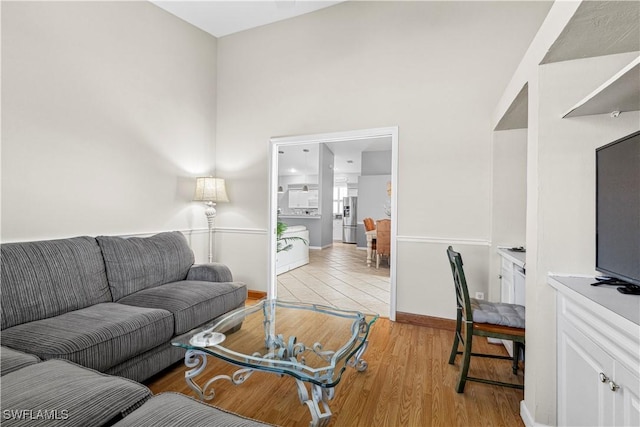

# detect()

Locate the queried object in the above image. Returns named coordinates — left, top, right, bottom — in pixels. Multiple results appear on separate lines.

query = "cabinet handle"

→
left=608, top=381, right=620, bottom=392
left=498, top=274, right=503, bottom=279
left=599, top=372, right=609, bottom=383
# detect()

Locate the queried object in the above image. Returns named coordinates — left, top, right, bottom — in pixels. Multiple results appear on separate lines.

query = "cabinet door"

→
left=500, top=258, right=515, bottom=355
left=500, top=258, right=514, bottom=303
left=614, top=363, right=640, bottom=427
left=558, top=319, right=615, bottom=426
left=289, top=191, right=309, bottom=208
left=307, top=190, right=319, bottom=207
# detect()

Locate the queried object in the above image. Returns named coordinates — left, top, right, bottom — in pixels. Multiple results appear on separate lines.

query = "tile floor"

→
left=277, top=242, right=390, bottom=317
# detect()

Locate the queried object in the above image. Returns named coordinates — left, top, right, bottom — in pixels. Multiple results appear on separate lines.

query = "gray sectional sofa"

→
left=1, top=231, right=246, bottom=382
left=0, top=349, right=271, bottom=426
left=0, top=231, right=269, bottom=426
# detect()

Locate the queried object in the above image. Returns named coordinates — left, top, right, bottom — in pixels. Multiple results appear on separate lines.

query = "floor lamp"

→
left=193, top=177, right=229, bottom=263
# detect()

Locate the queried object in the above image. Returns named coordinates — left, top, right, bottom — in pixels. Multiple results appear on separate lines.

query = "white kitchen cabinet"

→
left=550, top=276, right=640, bottom=427
left=498, top=248, right=526, bottom=356
left=288, top=190, right=319, bottom=208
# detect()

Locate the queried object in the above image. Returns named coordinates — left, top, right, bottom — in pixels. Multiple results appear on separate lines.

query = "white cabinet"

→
left=288, top=190, right=319, bottom=208
left=498, top=249, right=527, bottom=356
left=498, top=249, right=526, bottom=306
left=500, top=257, right=514, bottom=304
left=552, top=276, right=640, bottom=427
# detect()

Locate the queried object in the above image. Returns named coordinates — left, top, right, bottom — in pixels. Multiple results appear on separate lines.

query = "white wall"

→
left=525, top=51, right=640, bottom=425
left=489, top=129, right=527, bottom=300
left=1, top=1, right=217, bottom=262
left=215, top=0, right=551, bottom=303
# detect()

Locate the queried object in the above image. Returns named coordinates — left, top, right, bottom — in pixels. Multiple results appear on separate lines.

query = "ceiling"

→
left=496, top=0, right=639, bottom=130
left=152, top=0, right=345, bottom=37
left=541, top=0, right=640, bottom=64
left=278, top=136, right=392, bottom=177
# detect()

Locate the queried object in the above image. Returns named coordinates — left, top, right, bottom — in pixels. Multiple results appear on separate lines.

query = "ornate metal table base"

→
left=184, top=339, right=370, bottom=427
left=184, top=349, right=255, bottom=401
left=296, top=381, right=334, bottom=427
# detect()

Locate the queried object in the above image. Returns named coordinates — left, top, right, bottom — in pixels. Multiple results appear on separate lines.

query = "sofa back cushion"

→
left=1, top=236, right=113, bottom=329
left=97, top=231, right=195, bottom=301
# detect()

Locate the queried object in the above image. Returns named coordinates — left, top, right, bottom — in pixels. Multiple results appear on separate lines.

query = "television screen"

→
left=596, top=130, right=640, bottom=285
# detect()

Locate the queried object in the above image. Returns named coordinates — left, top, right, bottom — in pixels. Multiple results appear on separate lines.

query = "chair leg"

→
left=448, top=310, right=462, bottom=365
left=512, top=342, right=522, bottom=375
left=455, top=324, right=473, bottom=393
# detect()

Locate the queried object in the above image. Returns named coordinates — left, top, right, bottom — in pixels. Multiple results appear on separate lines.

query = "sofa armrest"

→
left=186, top=263, right=233, bottom=283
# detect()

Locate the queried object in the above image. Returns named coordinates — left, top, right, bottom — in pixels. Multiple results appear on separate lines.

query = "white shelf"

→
left=562, top=56, right=640, bottom=118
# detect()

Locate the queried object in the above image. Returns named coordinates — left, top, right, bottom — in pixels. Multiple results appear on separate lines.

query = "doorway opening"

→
left=268, top=127, right=398, bottom=320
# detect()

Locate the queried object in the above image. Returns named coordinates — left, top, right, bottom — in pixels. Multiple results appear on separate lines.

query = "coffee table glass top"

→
left=172, top=299, right=378, bottom=388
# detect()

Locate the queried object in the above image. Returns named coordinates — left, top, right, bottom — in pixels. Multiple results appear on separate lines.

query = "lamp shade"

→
left=193, top=177, right=229, bottom=203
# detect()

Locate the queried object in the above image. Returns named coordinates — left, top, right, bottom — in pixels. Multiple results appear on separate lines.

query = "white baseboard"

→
left=520, top=401, right=534, bottom=427
left=520, top=400, right=551, bottom=427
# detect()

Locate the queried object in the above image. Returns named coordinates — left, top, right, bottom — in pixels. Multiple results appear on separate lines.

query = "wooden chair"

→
left=363, top=217, right=377, bottom=265
left=446, top=246, right=525, bottom=393
left=363, top=217, right=376, bottom=232
left=375, top=219, right=390, bottom=269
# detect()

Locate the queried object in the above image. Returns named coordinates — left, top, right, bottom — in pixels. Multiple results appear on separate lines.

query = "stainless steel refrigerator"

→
left=342, top=196, right=357, bottom=243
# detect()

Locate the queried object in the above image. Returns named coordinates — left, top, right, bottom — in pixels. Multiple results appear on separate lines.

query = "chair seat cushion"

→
left=471, top=298, right=525, bottom=329
left=117, top=281, right=246, bottom=335
left=1, top=303, right=173, bottom=372
left=113, top=392, right=273, bottom=427
left=0, top=346, right=40, bottom=376
left=1, top=359, right=151, bottom=427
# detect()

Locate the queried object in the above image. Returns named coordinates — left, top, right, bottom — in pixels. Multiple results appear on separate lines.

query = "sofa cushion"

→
left=97, top=231, right=195, bottom=301
left=1, top=236, right=112, bottom=329
left=0, top=346, right=40, bottom=376
left=1, top=303, right=173, bottom=372
left=113, top=392, right=273, bottom=427
left=117, top=281, right=246, bottom=335
left=0, top=359, right=151, bottom=427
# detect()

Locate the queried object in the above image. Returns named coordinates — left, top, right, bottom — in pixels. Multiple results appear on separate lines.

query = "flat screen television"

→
left=596, top=130, right=640, bottom=286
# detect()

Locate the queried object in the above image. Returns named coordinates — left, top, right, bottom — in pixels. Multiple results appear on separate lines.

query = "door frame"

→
left=268, top=126, right=399, bottom=321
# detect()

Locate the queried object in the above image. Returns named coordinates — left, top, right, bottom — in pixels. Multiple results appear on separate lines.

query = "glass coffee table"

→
left=172, top=299, right=378, bottom=427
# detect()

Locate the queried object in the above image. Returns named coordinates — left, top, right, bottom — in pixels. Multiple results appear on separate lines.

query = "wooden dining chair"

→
left=363, top=217, right=376, bottom=232
left=375, top=219, right=390, bottom=269
left=446, top=246, right=525, bottom=393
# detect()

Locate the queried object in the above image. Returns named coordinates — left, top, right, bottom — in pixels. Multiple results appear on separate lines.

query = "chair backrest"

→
left=446, top=246, right=473, bottom=323
left=376, top=219, right=391, bottom=256
left=363, top=217, right=376, bottom=232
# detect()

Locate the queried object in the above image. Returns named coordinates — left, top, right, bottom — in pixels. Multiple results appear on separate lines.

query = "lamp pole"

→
left=204, top=201, right=217, bottom=263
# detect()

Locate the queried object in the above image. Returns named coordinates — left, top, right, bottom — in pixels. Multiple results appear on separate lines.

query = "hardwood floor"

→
left=146, top=305, right=524, bottom=426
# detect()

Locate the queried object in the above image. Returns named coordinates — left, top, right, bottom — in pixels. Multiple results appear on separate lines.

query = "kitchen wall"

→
left=215, top=0, right=552, bottom=312
left=1, top=1, right=217, bottom=262
left=277, top=174, right=319, bottom=215
left=319, top=144, right=334, bottom=247
left=361, top=150, right=392, bottom=175
left=356, top=150, right=392, bottom=248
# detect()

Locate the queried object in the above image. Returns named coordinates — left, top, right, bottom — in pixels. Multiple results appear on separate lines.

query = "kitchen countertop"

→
left=278, top=215, right=321, bottom=219
left=497, top=247, right=526, bottom=268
